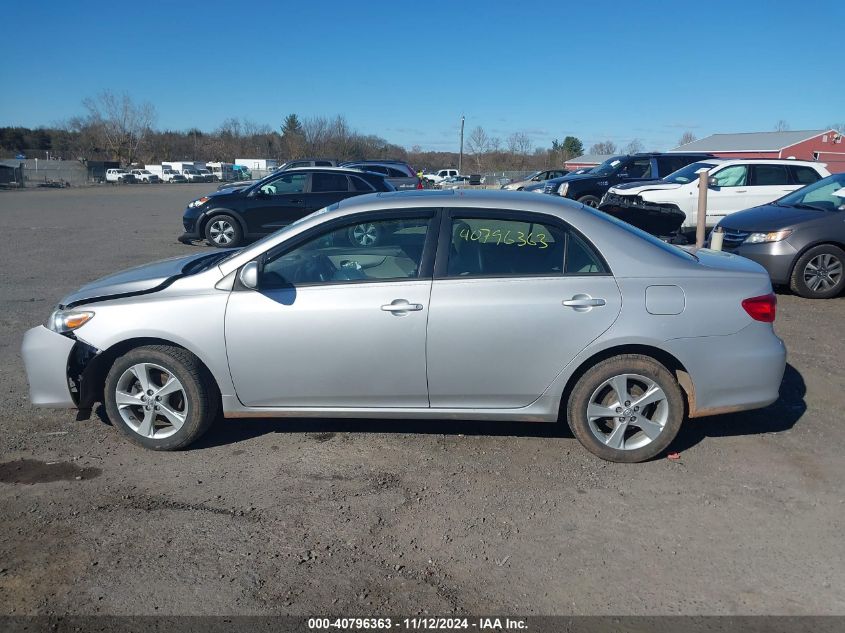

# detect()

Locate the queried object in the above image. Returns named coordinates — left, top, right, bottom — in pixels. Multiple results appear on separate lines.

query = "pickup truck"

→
left=423, top=168, right=460, bottom=184
left=130, top=169, right=161, bottom=183
left=105, top=169, right=136, bottom=184
left=145, top=165, right=186, bottom=183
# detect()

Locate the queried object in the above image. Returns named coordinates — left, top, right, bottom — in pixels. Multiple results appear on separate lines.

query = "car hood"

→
left=59, top=252, right=222, bottom=308
left=611, top=181, right=683, bottom=193
left=719, top=203, right=831, bottom=231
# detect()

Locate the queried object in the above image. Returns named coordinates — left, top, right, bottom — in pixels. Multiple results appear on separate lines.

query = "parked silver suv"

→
left=22, top=191, right=785, bottom=462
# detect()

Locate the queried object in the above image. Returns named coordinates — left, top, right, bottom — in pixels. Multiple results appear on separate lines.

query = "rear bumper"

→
left=21, top=326, right=77, bottom=408
left=663, top=323, right=786, bottom=417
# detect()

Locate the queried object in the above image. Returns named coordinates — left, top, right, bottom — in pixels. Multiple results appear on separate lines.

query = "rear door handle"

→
left=289, top=198, right=303, bottom=204
left=563, top=295, right=606, bottom=311
left=381, top=300, right=423, bottom=312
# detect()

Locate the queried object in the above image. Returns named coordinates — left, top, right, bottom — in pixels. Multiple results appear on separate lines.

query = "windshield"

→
left=590, top=157, right=625, bottom=176
left=777, top=173, right=845, bottom=211
left=663, top=161, right=718, bottom=184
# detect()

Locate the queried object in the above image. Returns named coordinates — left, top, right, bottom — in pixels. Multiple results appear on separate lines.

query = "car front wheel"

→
left=104, top=345, right=218, bottom=450
left=205, top=214, right=243, bottom=247
left=566, top=354, right=684, bottom=462
left=790, top=244, right=845, bottom=299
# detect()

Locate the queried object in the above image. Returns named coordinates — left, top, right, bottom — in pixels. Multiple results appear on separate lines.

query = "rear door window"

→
left=751, top=164, right=790, bottom=186
left=311, top=172, right=350, bottom=192
left=444, top=214, right=607, bottom=278
left=387, top=167, right=409, bottom=178
left=789, top=165, right=822, bottom=185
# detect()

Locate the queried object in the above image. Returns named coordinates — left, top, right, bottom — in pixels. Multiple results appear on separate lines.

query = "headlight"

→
left=744, top=229, right=793, bottom=244
left=47, top=309, right=94, bottom=333
left=188, top=197, right=210, bottom=208
left=558, top=183, right=569, bottom=197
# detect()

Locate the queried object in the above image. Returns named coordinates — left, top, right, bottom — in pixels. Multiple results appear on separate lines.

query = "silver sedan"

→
left=22, top=191, right=786, bottom=462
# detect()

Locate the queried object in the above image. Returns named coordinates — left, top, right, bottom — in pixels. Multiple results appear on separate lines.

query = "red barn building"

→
left=670, top=129, right=844, bottom=173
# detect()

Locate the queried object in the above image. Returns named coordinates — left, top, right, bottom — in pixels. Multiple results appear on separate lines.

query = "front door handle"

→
left=381, top=300, right=423, bottom=313
left=289, top=198, right=303, bottom=204
left=563, top=295, right=606, bottom=311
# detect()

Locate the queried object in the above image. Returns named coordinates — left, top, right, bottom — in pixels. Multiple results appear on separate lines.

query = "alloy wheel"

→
left=351, top=223, right=378, bottom=246
left=114, top=363, right=188, bottom=440
left=803, top=253, right=842, bottom=293
left=209, top=220, right=235, bottom=245
left=586, top=373, right=669, bottom=451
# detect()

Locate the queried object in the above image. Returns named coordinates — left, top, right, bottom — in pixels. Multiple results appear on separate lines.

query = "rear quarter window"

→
left=790, top=165, right=822, bottom=185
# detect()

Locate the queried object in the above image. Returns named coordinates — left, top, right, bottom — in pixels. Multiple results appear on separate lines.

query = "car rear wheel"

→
left=205, top=214, right=243, bottom=248
left=789, top=244, right=845, bottom=299
left=566, top=354, right=684, bottom=462
left=577, top=195, right=601, bottom=208
left=104, top=345, right=218, bottom=451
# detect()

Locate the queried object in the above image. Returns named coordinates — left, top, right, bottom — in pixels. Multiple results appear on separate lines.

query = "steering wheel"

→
left=294, top=254, right=336, bottom=283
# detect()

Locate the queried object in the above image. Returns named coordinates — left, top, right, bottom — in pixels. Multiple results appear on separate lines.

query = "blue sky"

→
left=2, top=0, right=843, bottom=152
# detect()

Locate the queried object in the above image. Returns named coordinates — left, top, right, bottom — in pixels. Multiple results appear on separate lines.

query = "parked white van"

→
left=600, top=159, right=830, bottom=236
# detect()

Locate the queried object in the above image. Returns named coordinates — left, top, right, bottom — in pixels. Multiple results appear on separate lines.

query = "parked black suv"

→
left=180, top=167, right=394, bottom=248
left=539, top=153, right=713, bottom=207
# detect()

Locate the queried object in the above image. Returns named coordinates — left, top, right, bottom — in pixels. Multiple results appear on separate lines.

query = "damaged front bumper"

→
left=21, top=326, right=101, bottom=416
left=22, top=326, right=78, bottom=407
left=599, top=194, right=687, bottom=238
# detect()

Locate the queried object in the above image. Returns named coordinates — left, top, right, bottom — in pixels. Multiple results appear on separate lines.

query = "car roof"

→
left=712, top=158, right=822, bottom=166
left=282, top=166, right=371, bottom=174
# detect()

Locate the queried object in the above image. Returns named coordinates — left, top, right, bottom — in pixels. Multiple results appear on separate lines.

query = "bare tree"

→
left=677, top=131, right=697, bottom=146
left=624, top=138, right=644, bottom=154
left=81, top=91, right=156, bottom=164
left=466, top=126, right=490, bottom=171
left=775, top=120, right=790, bottom=132
left=588, top=141, right=617, bottom=155
left=827, top=123, right=845, bottom=134
left=507, top=132, right=533, bottom=169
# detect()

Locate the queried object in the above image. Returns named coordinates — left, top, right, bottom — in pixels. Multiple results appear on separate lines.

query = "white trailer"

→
left=235, top=158, right=279, bottom=171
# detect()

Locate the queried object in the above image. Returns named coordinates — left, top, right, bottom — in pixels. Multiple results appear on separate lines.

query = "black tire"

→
left=204, top=213, right=243, bottom=248
left=789, top=244, right=845, bottom=299
left=347, top=222, right=383, bottom=247
left=565, top=354, right=684, bottom=463
left=104, top=345, right=218, bottom=451
left=577, top=195, right=601, bottom=208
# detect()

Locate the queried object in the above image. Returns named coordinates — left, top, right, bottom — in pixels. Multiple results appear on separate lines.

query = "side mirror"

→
left=239, top=261, right=259, bottom=289
left=707, top=176, right=719, bottom=188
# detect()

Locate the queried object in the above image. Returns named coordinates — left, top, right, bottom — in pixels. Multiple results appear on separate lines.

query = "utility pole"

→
left=458, top=115, right=465, bottom=172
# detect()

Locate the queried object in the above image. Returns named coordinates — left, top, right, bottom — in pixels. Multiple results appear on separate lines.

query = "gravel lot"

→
left=0, top=185, right=843, bottom=616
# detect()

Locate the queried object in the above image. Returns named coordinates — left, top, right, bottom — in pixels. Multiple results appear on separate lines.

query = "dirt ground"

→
left=0, top=185, right=843, bottom=616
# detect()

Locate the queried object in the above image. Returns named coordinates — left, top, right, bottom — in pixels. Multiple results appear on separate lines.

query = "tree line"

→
left=1, top=90, right=738, bottom=173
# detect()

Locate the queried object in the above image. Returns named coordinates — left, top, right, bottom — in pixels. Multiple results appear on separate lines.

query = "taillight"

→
left=742, top=293, right=777, bottom=322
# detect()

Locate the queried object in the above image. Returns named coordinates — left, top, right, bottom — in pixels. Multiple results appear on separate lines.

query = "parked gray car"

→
left=715, top=172, right=845, bottom=299
left=22, top=190, right=786, bottom=462
left=501, top=169, right=568, bottom=191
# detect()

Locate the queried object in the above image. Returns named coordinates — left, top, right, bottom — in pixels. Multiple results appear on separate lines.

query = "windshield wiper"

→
left=790, top=203, right=828, bottom=212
